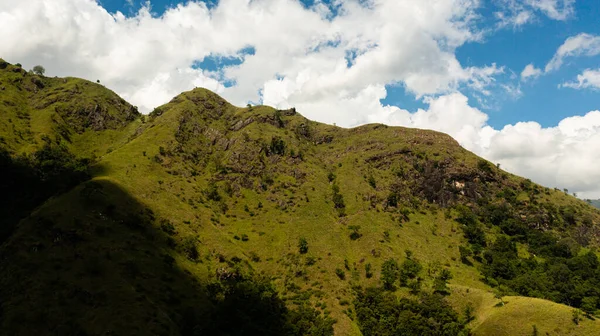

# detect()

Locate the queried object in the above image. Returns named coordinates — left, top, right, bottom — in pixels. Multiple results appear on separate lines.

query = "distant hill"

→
left=1, top=58, right=600, bottom=335
left=588, top=199, right=600, bottom=209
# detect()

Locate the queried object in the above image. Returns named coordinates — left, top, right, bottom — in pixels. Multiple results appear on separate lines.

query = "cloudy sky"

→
left=1, top=0, right=599, bottom=197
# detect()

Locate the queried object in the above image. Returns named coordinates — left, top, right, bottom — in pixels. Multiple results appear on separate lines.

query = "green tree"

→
left=298, top=237, right=308, bottom=254
left=32, top=65, right=45, bottom=76
left=433, top=269, right=452, bottom=295
left=381, top=258, right=399, bottom=290
left=399, top=251, right=422, bottom=286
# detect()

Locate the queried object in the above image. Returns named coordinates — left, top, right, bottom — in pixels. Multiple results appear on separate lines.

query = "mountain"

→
left=588, top=199, right=600, bottom=210
left=1, top=58, right=600, bottom=336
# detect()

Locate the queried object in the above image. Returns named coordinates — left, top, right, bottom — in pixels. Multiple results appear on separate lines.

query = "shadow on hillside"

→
left=0, top=177, right=309, bottom=335
left=0, top=146, right=89, bottom=245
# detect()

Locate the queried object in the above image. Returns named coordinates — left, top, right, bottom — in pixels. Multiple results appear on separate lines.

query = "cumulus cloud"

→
left=481, top=111, right=600, bottom=198
left=545, top=33, right=600, bottom=72
left=561, top=68, right=600, bottom=90
left=0, top=0, right=493, bottom=113
left=521, top=64, right=542, bottom=80
left=1, top=0, right=599, bottom=197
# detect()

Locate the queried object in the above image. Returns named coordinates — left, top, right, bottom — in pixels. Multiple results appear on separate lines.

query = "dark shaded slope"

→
left=0, top=142, right=89, bottom=244
left=0, top=177, right=332, bottom=335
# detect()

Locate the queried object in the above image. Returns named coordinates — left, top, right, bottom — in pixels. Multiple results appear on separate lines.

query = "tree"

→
left=433, top=269, right=453, bottom=295
left=298, top=237, right=308, bottom=254
left=32, top=65, right=45, bottom=76
left=381, top=258, right=399, bottom=290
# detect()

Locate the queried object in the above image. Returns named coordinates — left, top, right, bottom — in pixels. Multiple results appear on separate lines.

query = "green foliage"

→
left=399, top=253, right=422, bottom=287
left=354, top=287, right=469, bottom=336
left=205, top=183, right=221, bottom=201
left=348, top=225, right=362, bottom=240
left=367, top=175, right=376, bottom=189
left=331, top=183, right=346, bottom=216
left=455, top=205, right=486, bottom=248
left=181, top=236, right=199, bottom=261
left=200, top=274, right=334, bottom=335
left=298, top=237, right=308, bottom=254
left=433, top=268, right=453, bottom=295
left=477, top=159, right=493, bottom=174
left=269, top=136, right=286, bottom=156
left=160, top=219, right=177, bottom=235
left=335, top=268, right=346, bottom=280
left=381, top=258, right=399, bottom=290
left=32, top=65, right=45, bottom=76
left=365, top=263, right=373, bottom=278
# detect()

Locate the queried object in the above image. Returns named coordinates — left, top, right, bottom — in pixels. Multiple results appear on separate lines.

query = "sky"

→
left=0, top=0, right=599, bottom=198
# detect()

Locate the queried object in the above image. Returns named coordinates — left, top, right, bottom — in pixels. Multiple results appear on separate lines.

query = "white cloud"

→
left=527, top=0, right=575, bottom=20
left=481, top=111, right=600, bottom=198
left=494, top=0, right=574, bottom=30
left=545, top=33, right=600, bottom=72
left=562, top=68, right=600, bottom=90
left=0, top=0, right=497, bottom=114
left=521, top=63, right=542, bottom=80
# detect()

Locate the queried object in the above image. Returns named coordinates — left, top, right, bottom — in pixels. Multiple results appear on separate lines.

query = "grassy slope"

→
left=2, top=62, right=600, bottom=335
left=450, top=286, right=599, bottom=335
left=0, top=58, right=141, bottom=157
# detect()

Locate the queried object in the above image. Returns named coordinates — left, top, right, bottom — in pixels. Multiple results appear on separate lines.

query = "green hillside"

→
left=1, top=59, right=600, bottom=335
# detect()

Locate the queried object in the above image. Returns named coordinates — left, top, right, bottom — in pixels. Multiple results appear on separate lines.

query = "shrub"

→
left=349, top=225, right=362, bottom=240
left=298, top=237, right=308, bottom=254
left=335, top=268, right=346, bottom=280
left=365, top=263, right=373, bottom=278
left=182, top=236, right=199, bottom=261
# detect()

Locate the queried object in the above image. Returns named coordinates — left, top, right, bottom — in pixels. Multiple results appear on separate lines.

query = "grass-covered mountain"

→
left=2, top=58, right=600, bottom=336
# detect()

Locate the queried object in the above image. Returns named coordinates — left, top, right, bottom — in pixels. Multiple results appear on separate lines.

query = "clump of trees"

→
left=192, top=273, right=335, bottom=335
left=455, top=197, right=600, bottom=315
left=354, top=288, right=469, bottom=336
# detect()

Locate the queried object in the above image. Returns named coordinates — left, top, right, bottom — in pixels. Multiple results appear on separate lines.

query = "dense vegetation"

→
left=1, top=59, right=600, bottom=335
left=354, top=288, right=469, bottom=336
left=454, top=182, right=600, bottom=314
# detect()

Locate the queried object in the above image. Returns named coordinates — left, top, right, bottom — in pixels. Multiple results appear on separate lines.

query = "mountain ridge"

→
left=2, top=59, right=600, bottom=335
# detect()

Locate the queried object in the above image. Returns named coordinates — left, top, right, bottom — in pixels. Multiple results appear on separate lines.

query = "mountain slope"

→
left=1, top=60, right=600, bottom=335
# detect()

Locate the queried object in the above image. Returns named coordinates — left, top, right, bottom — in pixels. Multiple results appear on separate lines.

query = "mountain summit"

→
left=1, top=59, right=600, bottom=335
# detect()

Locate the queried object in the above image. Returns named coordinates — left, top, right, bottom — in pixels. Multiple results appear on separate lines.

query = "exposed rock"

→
left=230, top=117, right=255, bottom=131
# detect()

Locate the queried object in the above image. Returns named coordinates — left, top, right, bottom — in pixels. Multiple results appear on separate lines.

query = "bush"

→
left=348, top=225, right=362, bottom=240
left=182, top=236, right=199, bottom=261
left=335, top=268, right=346, bottom=280
left=298, top=237, right=308, bottom=254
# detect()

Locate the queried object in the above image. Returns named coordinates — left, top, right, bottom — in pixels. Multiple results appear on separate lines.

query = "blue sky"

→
left=3, top=0, right=600, bottom=196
